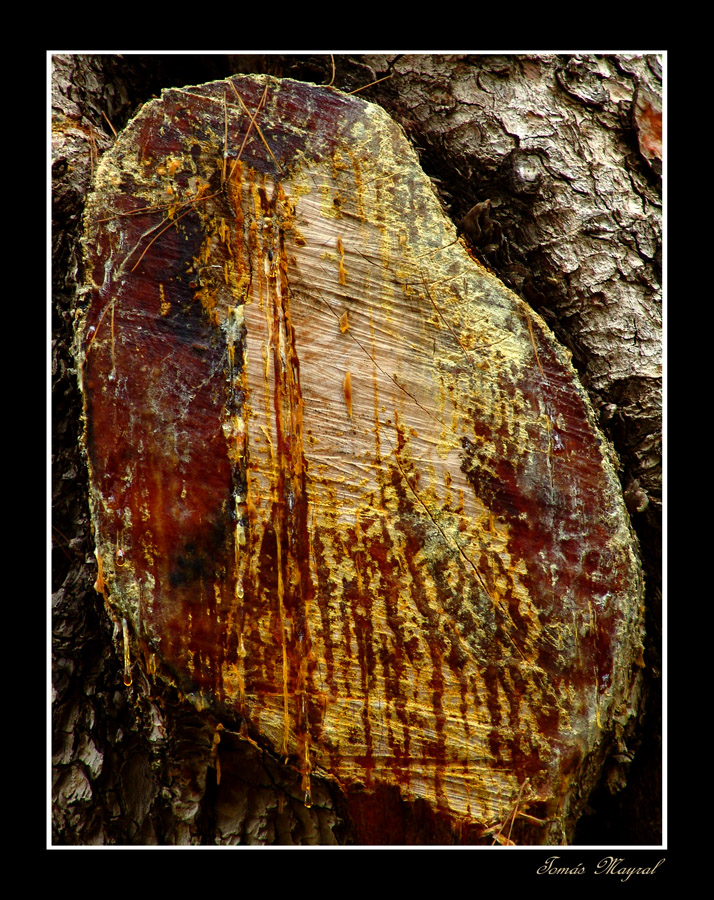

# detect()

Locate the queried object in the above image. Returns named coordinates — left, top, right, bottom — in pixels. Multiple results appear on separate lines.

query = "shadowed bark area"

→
left=52, top=52, right=661, bottom=846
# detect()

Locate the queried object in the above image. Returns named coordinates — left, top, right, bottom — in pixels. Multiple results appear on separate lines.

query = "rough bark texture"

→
left=52, top=53, right=662, bottom=846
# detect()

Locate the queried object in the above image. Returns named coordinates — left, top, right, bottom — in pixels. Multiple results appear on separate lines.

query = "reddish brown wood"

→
left=76, top=74, right=645, bottom=843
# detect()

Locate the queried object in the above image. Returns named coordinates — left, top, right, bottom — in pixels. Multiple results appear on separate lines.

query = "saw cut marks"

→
left=77, top=74, right=644, bottom=842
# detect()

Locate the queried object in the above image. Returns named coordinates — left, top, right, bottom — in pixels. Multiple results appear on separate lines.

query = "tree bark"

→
left=52, top=52, right=662, bottom=846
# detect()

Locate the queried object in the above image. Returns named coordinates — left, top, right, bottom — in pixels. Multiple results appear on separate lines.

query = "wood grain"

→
left=76, top=74, right=645, bottom=842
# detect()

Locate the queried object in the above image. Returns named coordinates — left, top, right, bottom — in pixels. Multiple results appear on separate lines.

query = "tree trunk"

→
left=52, top=52, right=662, bottom=846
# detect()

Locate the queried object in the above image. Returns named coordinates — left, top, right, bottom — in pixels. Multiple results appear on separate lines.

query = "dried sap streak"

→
left=243, top=175, right=315, bottom=790
left=79, top=74, right=644, bottom=839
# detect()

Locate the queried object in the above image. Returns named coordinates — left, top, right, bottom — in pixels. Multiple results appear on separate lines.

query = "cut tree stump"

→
left=76, top=74, right=645, bottom=844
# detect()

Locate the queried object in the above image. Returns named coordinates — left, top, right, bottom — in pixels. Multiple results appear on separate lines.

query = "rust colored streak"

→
left=641, top=103, right=662, bottom=158
left=265, top=217, right=315, bottom=759
left=634, top=93, right=663, bottom=162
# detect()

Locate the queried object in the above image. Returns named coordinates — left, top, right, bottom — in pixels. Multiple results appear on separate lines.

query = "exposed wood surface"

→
left=76, top=73, right=645, bottom=843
